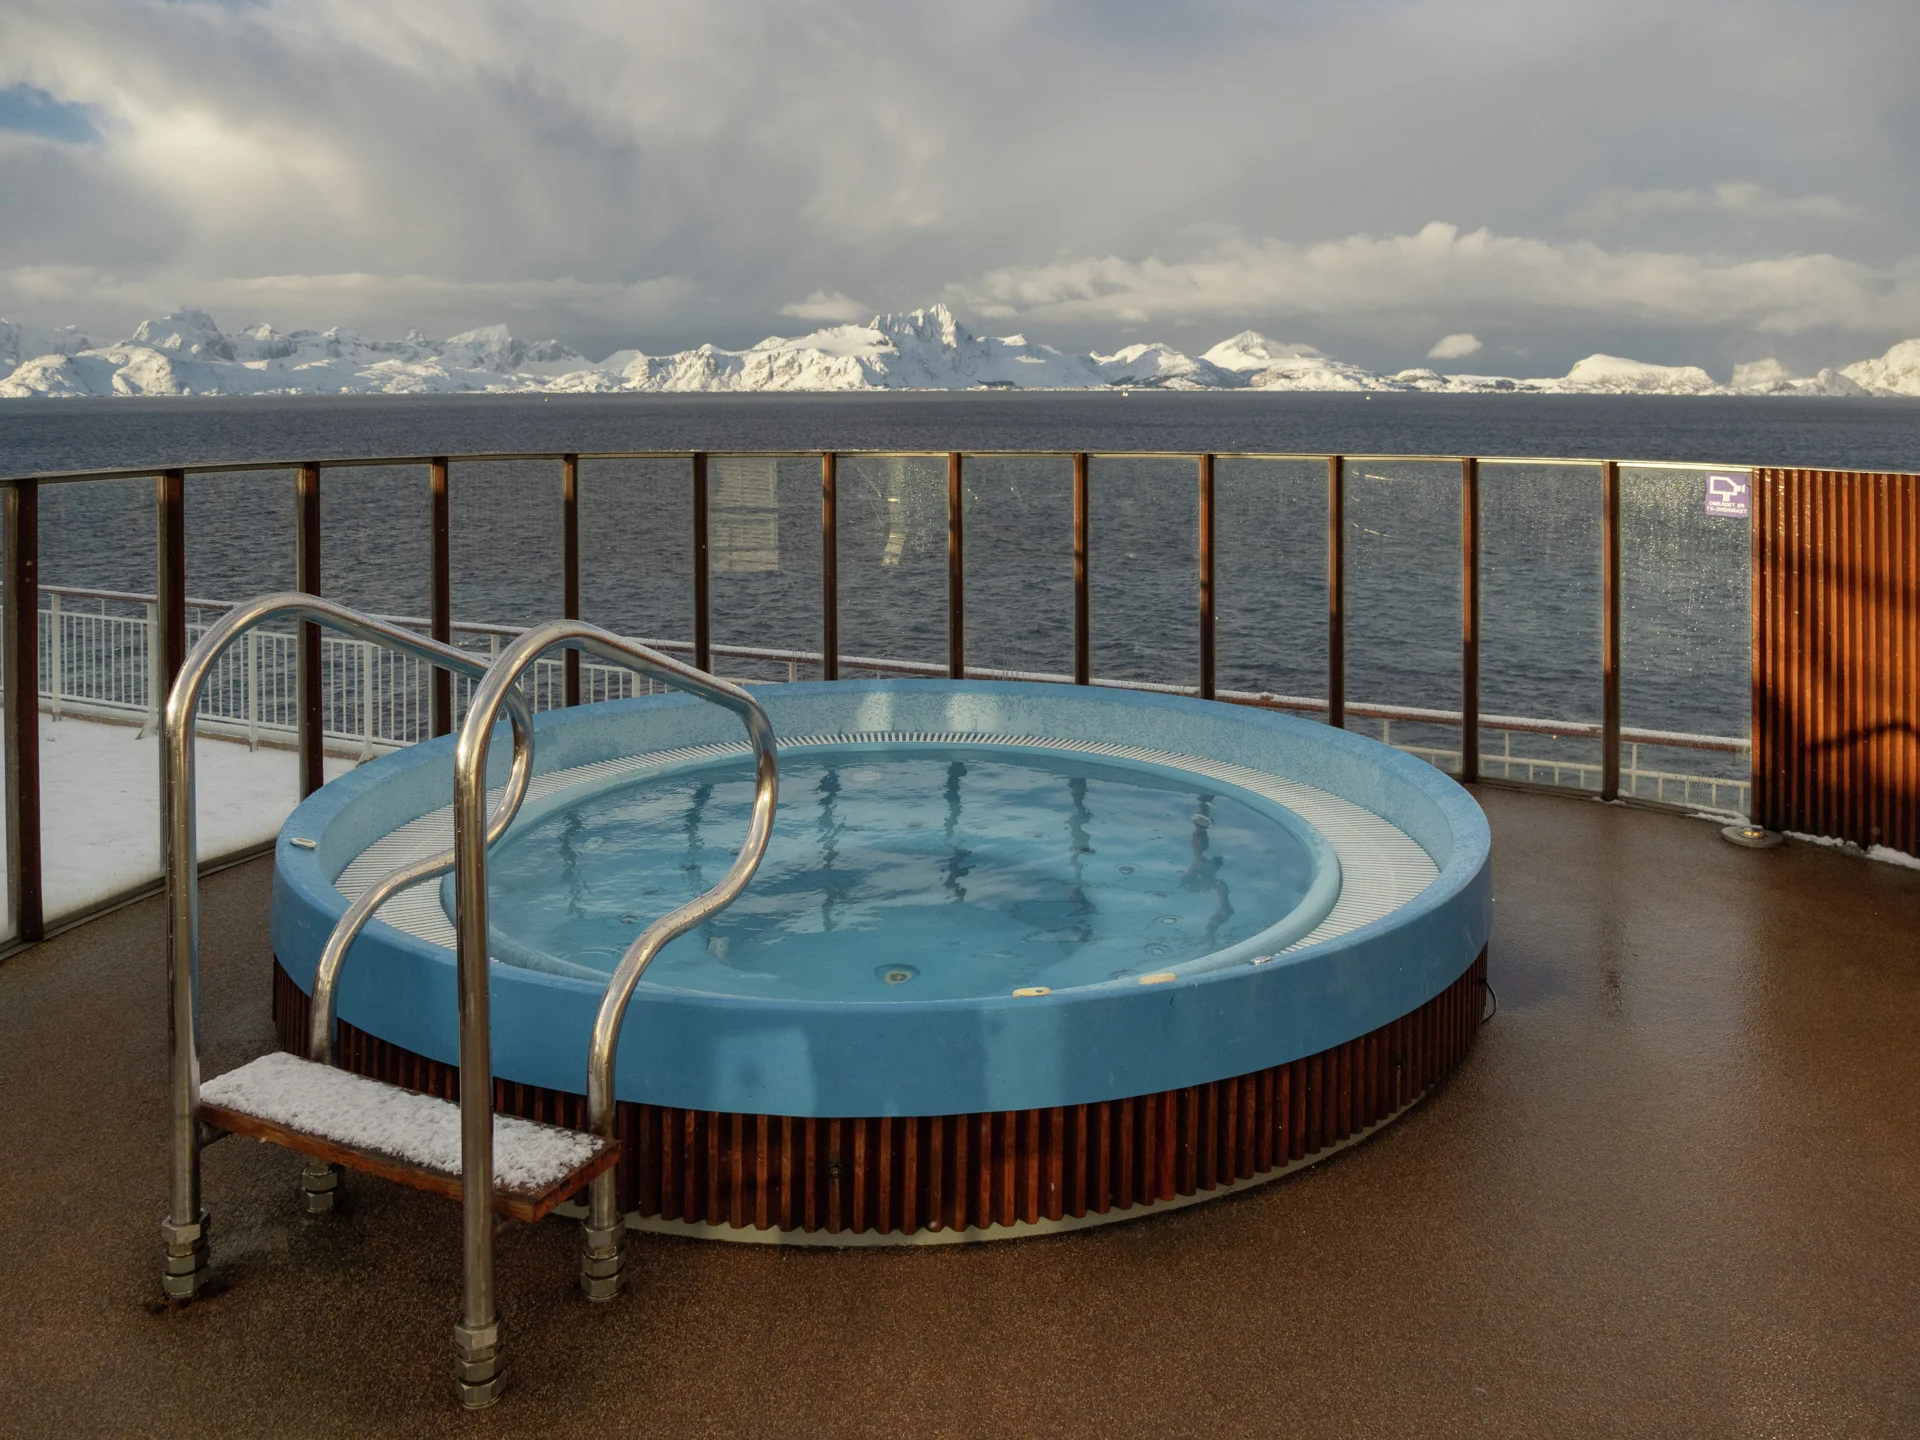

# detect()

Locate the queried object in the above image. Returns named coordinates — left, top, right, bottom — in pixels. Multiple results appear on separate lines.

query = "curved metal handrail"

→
left=451, top=620, right=777, bottom=1307
left=307, top=690, right=534, bottom=1066
left=160, top=593, right=529, bottom=1303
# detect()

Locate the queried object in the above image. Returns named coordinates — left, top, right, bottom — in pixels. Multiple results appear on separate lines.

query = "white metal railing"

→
left=1387, top=733, right=1750, bottom=816
left=36, top=587, right=669, bottom=755
left=34, top=584, right=1750, bottom=814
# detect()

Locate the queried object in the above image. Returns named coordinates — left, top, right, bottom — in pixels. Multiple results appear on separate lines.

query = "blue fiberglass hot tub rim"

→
left=271, top=679, right=1492, bottom=1118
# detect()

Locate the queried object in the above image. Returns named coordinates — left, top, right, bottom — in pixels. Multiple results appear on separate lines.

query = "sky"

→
left=2, top=0, right=1917, bottom=376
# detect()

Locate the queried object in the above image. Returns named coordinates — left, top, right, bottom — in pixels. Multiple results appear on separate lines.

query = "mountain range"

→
left=3, top=304, right=1917, bottom=399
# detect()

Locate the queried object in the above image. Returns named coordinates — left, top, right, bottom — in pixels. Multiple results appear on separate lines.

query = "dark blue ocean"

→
left=3, top=390, right=1916, bottom=774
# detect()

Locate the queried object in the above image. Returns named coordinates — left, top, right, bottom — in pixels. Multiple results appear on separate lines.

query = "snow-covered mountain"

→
left=3, top=303, right=1919, bottom=398
left=1838, top=339, right=1920, bottom=397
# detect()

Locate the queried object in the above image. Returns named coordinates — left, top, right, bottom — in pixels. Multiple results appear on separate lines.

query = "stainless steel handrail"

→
left=306, top=687, right=535, bottom=1066
left=159, top=593, right=527, bottom=1315
left=449, top=620, right=776, bottom=1389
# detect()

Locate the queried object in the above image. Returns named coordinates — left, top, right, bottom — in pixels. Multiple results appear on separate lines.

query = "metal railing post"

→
left=1073, top=453, right=1090, bottom=685
left=430, top=457, right=452, bottom=735
left=821, top=453, right=838, bottom=680
left=1750, top=467, right=1768, bottom=825
left=296, top=464, right=324, bottom=796
left=1602, top=460, right=1622, bottom=800
left=358, top=642, right=375, bottom=761
left=48, top=589, right=62, bottom=721
left=1328, top=456, right=1346, bottom=728
left=3, top=481, right=44, bottom=943
left=692, top=452, right=711, bottom=674
left=1461, top=456, right=1481, bottom=782
left=141, top=602, right=159, bottom=737
left=1199, top=453, right=1216, bottom=700
left=948, top=452, right=965, bottom=679
left=562, top=454, right=581, bottom=706
left=157, top=468, right=187, bottom=741
left=244, top=631, right=258, bottom=750
left=155, top=466, right=203, bottom=1299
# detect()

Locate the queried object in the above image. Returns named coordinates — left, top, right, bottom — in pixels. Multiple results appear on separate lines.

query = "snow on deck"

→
left=199, top=1051, right=602, bottom=1192
left=0, top=716, right=354, bottom=926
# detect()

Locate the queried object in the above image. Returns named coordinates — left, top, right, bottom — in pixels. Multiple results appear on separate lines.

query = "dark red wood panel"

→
left=273, top=952, right=1489, bottom=1238
left=1754, top=469, right=1919, bottom=854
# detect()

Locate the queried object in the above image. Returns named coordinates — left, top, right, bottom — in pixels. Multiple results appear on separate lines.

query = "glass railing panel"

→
left=318, top=463, right=433, bottom=755
left=1479, top=461, right=1604, bottom=790
left=1215, top=457, right=1328, bottom=715
left=185, top=467, right=296, bottom=598
left=579, top=456, right=692, bottom=701
left=1343, top=458, right=1463, bottom=772
left=1088, top=455, right=1198, bottom=689
left=451, top=459, right=562, bottom=630
left=1620, top=463, right=1753, bottom=817
left=961, top=455, right=1074, bottom=680
left=319, top=463, right=432, bottom=619
left=837, top=454, right=949, bottom=678
left=35, top=477, right=162, bottom=919
left=449, top=459, right=562, bottom=717
left=181, top=468, right=307, bottom=855
left=707, top=455, right=823, bottom=683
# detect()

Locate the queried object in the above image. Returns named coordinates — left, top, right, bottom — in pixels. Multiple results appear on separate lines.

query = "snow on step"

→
left=199, top=1051, right=600, bottom=1192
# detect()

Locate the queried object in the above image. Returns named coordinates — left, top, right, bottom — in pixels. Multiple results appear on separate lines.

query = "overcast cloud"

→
left=2, top=0, right=1916, bottom=374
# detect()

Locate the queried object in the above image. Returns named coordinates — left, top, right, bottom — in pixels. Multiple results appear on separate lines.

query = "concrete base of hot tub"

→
left=273, top=949, right=1487, bottom=1244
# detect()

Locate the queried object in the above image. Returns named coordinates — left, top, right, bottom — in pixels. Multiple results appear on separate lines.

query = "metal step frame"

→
left=160, top=593, right=779, bottom=1409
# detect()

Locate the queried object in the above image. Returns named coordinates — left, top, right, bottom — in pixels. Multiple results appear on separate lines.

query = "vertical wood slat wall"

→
left=1754, top=469, right=1919, bottom=854
left=276, top=951, right=1486, bottom=1239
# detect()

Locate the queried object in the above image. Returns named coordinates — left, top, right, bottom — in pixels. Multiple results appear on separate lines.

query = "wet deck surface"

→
left=2, top=786, right=1917, bottom=1437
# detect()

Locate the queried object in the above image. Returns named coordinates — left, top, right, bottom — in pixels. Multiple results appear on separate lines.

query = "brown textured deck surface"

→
left=2, top=787, right=1917, bottom=1437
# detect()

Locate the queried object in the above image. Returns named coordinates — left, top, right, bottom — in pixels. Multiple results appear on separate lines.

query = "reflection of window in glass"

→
left=710, top=458, right=780, bottom=573
left=856, top=456, right=936, bottom=568
left=881, top=493, right=906, bottom=567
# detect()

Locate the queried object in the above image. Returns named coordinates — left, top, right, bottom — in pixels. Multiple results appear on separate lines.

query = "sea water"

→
left=6, top=390, right=1915, bottom=749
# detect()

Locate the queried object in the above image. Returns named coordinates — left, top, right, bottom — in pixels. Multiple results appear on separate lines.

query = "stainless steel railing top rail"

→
left=447, top=620, right=777, bottom=1394
left=3, top=451, right=1802, bottom=488
left=158, top=593, right=533, bottom=1307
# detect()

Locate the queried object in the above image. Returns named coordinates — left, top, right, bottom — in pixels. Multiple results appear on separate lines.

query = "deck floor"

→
left=2, top=787, right=1917, bottom=1437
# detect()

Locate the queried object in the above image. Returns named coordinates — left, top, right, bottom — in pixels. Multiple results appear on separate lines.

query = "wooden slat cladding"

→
left=275, top=952, right=1487, bottom=1238
left=1754, top=470, right=1919, bottom=854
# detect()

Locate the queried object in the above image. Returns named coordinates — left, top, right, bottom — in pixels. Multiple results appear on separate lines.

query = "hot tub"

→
left=272, top=680, right=1491, bottom=1242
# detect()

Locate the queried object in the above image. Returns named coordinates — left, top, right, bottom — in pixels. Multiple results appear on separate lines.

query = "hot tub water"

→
left=470, top=745, right=1322, bottom=1000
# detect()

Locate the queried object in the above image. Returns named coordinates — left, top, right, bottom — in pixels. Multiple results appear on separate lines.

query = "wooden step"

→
left=198, top=1051, right=618, bottom=1224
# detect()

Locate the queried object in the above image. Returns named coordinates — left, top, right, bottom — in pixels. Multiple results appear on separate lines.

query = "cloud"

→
left=779, top=291, right=870, bottom=324
left=0, top=265, right=700, bottom=340
left=1567, top=182, right=1868, bottom=229
left=1, top=0, right=1918, bottom=363
left=1428, top=333, right=1482, bottom=360
left=949, top=222, right=1920, bottom=338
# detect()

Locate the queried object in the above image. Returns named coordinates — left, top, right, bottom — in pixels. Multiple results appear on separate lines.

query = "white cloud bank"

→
left=3, top=0, right=1918, bottom=371
left=0, top=266, right=701, bottom=333
left=950, top=223, right=1920, bottom=338
left=1567, top=182, right=1869, bottom=229
left=779, top=291, right=871, bottom=324
left=1428, top=333, right=1483, bottom=360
